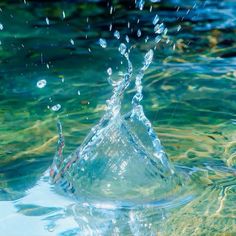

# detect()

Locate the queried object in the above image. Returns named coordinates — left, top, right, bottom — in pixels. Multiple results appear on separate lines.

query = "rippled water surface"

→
left=0, top=0, right=236, bottom=235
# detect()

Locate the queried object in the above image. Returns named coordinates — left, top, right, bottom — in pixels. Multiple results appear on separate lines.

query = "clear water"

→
left=1, top=0, right=236, bottom=235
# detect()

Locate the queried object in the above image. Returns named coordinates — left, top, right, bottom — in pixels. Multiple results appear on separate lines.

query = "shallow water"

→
left=0, top=0, right=236, bottom=235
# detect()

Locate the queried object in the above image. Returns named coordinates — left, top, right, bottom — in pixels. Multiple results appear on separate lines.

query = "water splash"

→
left=50, top=1, right=188, bottom=234
left=51, top=35, right=182, bottom=206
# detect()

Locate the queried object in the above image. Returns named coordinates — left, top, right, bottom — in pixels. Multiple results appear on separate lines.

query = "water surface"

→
left=0, top=0, right=236, bottom=235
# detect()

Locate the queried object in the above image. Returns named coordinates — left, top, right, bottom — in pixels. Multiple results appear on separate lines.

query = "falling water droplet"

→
left=153, top=14, right=159, bottom=25
left=177, top=25, right=182, bottom=32
left=107, top=67, right=112, bottom=76
left=114, top=30, right=120, bottom=39
left=125, top=35, right=130, bottom=43
left=118, top=43, right=127, bottom=55
left=62, top=11, right=65, bottom=19
left=37, top=79, right=47, bottom=88
left=163, top=28, right=168, bottom=36
left=143, top=49, right=154, bottom=70
left=137, top=29, right=142, bottom=37
left=137, top=0, right=145, bottom=10
left=70, top=39, right=75, bottom=45
left=110, top=6, right=113, bottom=14
left=99, top=38, right=107, bottom=48
left=145, top=36, right=149, bottom=43
left=109, top=24, right=112, bottom=31
left=154, top=23, right=165, bottom=34
left=155, top=35, right=162, bottom=44
left=77, top=90, right=81, bottom=95
left=45, top=17, right=49, bottom=25
left=51, top=104, right=61, bottom=111
left=0, top=23, right=3, bottom=30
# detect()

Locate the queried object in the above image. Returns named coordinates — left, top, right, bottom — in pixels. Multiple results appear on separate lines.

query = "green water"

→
left=0, top=0, right=236, bottom=235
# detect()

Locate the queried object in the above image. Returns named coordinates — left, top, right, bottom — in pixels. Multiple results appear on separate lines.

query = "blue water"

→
left=0, top=0, right=236, bottom=235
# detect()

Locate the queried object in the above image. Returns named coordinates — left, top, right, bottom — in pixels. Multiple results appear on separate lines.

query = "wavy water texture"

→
left=1, top=0, right=236, bottom=235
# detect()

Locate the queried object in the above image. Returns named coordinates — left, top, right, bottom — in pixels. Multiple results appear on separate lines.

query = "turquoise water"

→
left=0, top=0, right=236, bottom=235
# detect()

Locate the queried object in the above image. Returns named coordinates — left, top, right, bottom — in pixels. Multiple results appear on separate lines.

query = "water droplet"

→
left=155, top=35, right=162, bottom=44
left=70, top=39, right=75, bottom=45
left=153, top=14, right=159, bottom=25
left=110, top=6, right=113, bottom=14
left=173, top=44, right=176, bottom=50
left=45, top=17, right=49, bottom=25
left=46, top=64, right=49, bottom=69
left=51, top=104, right=61, bottom=111
left=137, top=0, right=145, bottom=10
left=163, top=28, right=168, bottom=36
left=143, top=49, right=154, bottom=70
left=99, top=38, right=107, bottom=48
left=177, top=25, right=182, bottom=32
left=118, top=43, right=126, bottom=55
left=114, top=30, right=120, bottom=39
left=107, top=67, right=112, bottom=76
left=154, top=23, right=165, bottom=34
left=62, top=11, right=65, bottom=19
left=77, top=90, right=81, bottom=95
left=0, top=23, right=3, bottom=30
left=125, top=35, right=130, bottom=43
left=88, top=48, right=91, bottom=52
left=109, top=24, right=112, bottom=31
left=37, top=79, right=47, bottom=88
left=145, top=36, right=149, bottom=43
left=137, top=29, right=142, bottom=37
